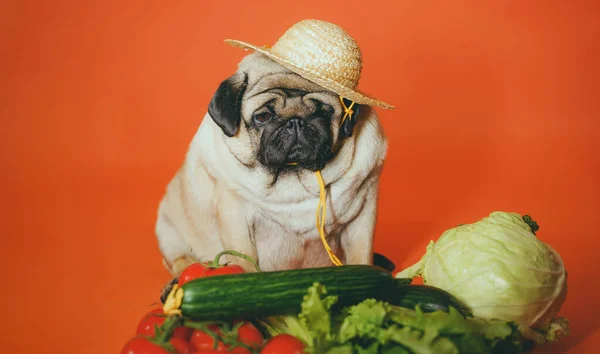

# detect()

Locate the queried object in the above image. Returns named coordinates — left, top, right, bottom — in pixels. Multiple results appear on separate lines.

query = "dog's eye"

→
left=253, top=112, right=273, bottom=124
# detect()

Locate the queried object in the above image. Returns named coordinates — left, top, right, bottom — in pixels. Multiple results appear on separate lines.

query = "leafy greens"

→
left=258, top=283, right=530, bottom=354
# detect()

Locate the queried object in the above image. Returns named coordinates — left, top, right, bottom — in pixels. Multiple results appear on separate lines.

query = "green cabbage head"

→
left=396, top=211, right=567, bottom=331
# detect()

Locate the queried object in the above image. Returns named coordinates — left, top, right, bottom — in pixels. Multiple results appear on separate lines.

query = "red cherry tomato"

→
left=178, top=264, right=208, bottom=286
left=170, top=337, right=193, bottom=354
left=235, top=321, right=264, bottom=348
left=136, top=308, right=193, bottom=340
left=260, top=334, right=306, bottom=354
left=192, top=351, right=249, bottom=354
left=122, top=336, right=193, bottom=354
left=228, top=346, right=252, bottom=354
left=121, top=336, right=170, bottom=354
left=189, top=326, right=228, bottom=351
left=178, top=263, right=245, bottom=286
left=203, top=264, right=245, bottom=277
left=189, top=325, right=253, bottom=354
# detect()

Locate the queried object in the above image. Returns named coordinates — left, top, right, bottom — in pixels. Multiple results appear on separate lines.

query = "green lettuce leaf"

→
left=257, top=283, right=527, bottom=354
left=380, top=343, right=412, bottom=354
left=338, top=299, right=391, bottom=343
left=387, top=305, right=524, bottom=354
left=382, top=326, right=459, bottom=354
left=355, top=341, right=382, bottom=354
left=325, top=344, right=354, bottom=354
left=337, top=299, right=461, bottom=354
left=298, top=282, right=338, bottom=352
left=257, top=283, right=338, bottom=353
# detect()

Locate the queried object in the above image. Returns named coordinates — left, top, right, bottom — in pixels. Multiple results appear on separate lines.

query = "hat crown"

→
left=270, top=20, right=363, bottom=90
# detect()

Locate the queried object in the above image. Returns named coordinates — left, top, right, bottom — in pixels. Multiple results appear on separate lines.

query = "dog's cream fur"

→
left=155, top=53, right=388, bottom=275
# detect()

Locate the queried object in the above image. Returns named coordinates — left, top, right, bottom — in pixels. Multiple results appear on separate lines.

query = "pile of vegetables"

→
left=258, top=283, right=530, bottom=354
left=121, top=212, right=570, bottom=354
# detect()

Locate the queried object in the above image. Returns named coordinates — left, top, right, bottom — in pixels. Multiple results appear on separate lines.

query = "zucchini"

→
left=163, top=265, right=471, bottom=320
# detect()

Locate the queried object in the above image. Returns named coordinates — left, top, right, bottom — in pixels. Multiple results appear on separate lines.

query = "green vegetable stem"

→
left=209, top=249, right=262, bottom=271
left=522, top=215, right=539, bottom=235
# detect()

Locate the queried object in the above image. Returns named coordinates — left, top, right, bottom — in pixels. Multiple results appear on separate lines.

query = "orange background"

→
left=1, top=1, right=598, bottom=353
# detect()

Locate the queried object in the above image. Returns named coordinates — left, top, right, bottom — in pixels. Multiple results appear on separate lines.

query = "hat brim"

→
left=224, top=39, right=395, bottom=110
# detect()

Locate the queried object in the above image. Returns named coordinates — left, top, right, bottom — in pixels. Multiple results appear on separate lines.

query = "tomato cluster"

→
left=121, top=260, right=305, bottom=354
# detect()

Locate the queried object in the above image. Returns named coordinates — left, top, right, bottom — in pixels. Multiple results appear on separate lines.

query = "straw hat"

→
left=224, top=19, right=394, bottom=110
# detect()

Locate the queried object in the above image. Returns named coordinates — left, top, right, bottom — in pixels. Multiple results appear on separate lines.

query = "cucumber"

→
left=395, top=284, right=472, bottom=317
left=165, top=265, right=471, bottom=321
left=373, top=252, right=396, bottom=272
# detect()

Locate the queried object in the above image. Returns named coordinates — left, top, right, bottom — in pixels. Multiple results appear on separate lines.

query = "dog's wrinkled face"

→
left=250, top=85, right=344, bottom=171
left=208, top=53, right=360, bottom=172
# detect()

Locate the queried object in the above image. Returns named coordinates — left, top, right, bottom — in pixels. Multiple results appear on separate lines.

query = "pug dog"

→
left=155, top=52, right=388, bottom=276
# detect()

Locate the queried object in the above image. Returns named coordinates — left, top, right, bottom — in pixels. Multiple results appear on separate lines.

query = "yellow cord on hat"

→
left=284, top=95, right=354, bottom=266
left=315, top=170, right=343, bottom=266
left=275, top=169, right=340, bottom=266
left=316, top=96, right=355, bottom=266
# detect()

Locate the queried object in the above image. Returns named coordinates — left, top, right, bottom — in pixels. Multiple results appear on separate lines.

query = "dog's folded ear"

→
left=338, top=98, right=361, bottom=140
left=208, top=72, right=249, bottom=137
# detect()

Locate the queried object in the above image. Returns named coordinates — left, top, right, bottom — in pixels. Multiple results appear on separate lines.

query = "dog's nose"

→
left=286, top=118, right=304, bottom=133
